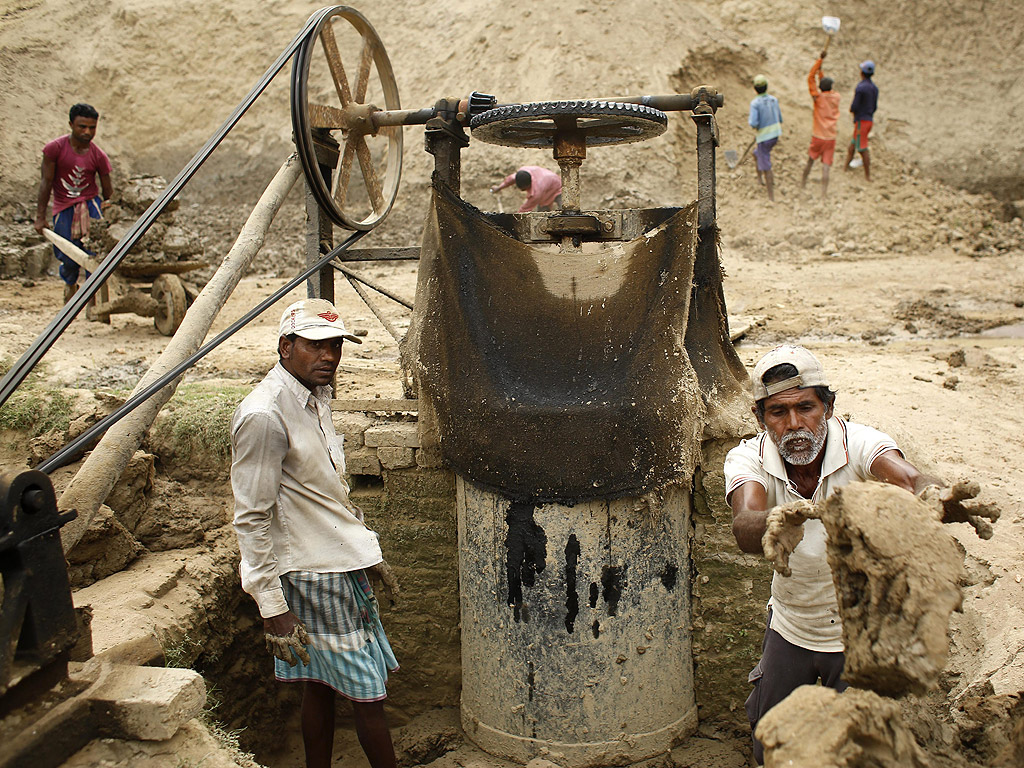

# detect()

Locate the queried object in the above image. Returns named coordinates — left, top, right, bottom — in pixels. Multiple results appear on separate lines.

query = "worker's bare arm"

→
left=729, top=481, right=770, bottom=554
left=33, top=155, right=57, bottom=234
left=264, top=610, right=300, bottom=635
left=100, top=173, right=113, bottom=204
left=870, top=449, right=940, bottom=494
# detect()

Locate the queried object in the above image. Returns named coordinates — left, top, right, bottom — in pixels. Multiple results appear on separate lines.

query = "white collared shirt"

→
left=724, top=417, right=900, bottom=651
left=230, top=363, right=383, bottom=618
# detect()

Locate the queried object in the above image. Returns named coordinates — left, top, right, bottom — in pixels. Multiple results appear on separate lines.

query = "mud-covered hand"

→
left=918, top=480, right=1000, bottom=540
left=762, top=500, right=818, bottom=577
left=367, top=559, right=400, bottom=603
left=264, top=614, right=311, bottom=667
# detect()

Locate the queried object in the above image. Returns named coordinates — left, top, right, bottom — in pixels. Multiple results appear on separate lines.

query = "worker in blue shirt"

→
left=844, top=60, right=879, bottom=181
left=749, top=74, right=783, bottom=201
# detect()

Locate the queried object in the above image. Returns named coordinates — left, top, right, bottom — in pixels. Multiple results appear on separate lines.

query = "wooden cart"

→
left=43, top=228, right=203, bottom=336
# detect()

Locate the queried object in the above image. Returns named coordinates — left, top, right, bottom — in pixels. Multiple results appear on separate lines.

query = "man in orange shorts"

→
left=801, top=51, right=841, bottom=198
left=844, top=60, right=878, bottom=181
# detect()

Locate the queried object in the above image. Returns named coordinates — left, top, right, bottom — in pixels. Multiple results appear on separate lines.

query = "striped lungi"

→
left=275, top=570, right=399, bottom=701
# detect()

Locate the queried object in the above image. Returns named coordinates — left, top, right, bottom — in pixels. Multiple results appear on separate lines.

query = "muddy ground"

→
left=2, top=0, right=1024, bottom=765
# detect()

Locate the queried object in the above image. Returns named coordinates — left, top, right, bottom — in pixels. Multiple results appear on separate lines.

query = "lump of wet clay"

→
left=758, top=685, right=930, bottom=767
left=821, top=481, right=966, bottom=696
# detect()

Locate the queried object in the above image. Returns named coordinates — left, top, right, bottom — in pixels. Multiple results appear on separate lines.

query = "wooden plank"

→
left=728, top=314, right=765, bottom=342
left=116, top=260, right=208, bottom=278
left=336, top=247, right=420, bottom=261
left=41, top=228, right=127, bottom=295
left=330, top=398, right=418, bottom=412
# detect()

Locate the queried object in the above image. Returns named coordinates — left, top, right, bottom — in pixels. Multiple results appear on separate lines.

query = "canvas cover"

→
left=403, top=185, right=705, bottom=503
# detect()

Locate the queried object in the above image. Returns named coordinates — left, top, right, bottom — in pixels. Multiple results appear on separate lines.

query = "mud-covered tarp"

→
left=403, top=185, right=705, bottom=502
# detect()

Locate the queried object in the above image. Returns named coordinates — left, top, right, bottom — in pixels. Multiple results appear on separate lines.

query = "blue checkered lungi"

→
left=275, top=570, right=399, bottom=702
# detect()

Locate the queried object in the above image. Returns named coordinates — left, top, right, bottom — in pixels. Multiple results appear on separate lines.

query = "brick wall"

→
left=691, top=438, right=773, bottom=732
left=333, top=407, right=460, bottom=719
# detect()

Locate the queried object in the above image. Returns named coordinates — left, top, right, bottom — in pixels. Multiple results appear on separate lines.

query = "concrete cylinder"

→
left=458, top=477, right=697, bottom=767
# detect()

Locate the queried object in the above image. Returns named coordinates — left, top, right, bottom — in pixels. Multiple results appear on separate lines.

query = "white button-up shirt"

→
left=724, top=417, right=900, bottom=651
left=231, top=363, right=383, bottom=618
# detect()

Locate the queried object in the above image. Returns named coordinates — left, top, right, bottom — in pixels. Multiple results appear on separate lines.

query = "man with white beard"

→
left=723, top=345, right=992, bottom=764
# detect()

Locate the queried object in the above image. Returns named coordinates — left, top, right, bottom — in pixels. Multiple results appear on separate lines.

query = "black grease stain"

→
left=661, top=562, right=678, bottom=591
left=589, top=582, right=599, bottom=609
left=505, top=502, right=547, bottom=622
left=601, top=565, right=625, bottom=616
left=592, top=619, right=601, bottom=639
left=565, top=534, right=581, bottom=633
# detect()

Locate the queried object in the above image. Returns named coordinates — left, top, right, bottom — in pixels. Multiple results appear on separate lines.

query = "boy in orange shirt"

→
left=801, top=52, right=841, bottom=198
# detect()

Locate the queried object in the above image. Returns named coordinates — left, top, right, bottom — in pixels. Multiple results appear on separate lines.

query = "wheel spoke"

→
left=309, top=103, right=347, bottom=130
left=319, top=21, right=353, bottom=106
left=353, top=36, right=374, bottom=103
left=581, top=117, right=638, bottom=138
left=509, top=127, right=555, bottom=141
left=334, top=138, right=358, bottom=208
left=353, top=135, right=385, bottom=212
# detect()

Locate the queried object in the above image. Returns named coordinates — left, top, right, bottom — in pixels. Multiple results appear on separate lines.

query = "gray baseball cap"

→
left=751, top=345, right=831, bottom=400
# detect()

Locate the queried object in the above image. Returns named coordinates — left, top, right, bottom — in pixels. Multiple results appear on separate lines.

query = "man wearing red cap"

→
left=725, top=345, right=997, bottom=764
left=231, top=298, right=399, bottom=768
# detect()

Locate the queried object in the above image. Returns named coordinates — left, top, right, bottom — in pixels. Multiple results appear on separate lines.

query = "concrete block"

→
left=333, top=411, right=376, bottom=448
left=346, top=446, right=381, bottom=475
left=90, top=663, right=206, bottom=741
left=379, top=446, right=415, bottom=469
left=364, top=422, right=420, bottom=448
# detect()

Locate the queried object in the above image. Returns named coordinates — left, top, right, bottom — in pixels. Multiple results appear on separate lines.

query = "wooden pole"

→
left=59, top=154, right=302, bottom=554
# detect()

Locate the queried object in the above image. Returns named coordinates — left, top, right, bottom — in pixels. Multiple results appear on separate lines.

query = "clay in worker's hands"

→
left=918, top=480, right=1000, bottom=539
left=763, top=499, right=818, bottom=577
left=265, top=621, right=311, bottom=667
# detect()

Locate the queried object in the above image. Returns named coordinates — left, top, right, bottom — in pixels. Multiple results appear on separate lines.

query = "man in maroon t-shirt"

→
left=34, top=103, right=114, bottom=302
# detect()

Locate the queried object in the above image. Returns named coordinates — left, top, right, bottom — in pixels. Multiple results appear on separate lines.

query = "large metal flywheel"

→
left=291, top=6, right=403, bottom=230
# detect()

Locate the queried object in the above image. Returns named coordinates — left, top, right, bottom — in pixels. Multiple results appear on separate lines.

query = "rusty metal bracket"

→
left=523, top=211, right=624, bottom=243
left=0, top=471, right=79, bottom=708
left=424, top=99, right=470, bottom=195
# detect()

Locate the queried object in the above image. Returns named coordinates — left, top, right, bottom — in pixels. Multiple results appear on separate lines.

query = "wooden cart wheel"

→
left=470, top=100, right=667, bottom=149
left=152, top=274, right=187, bottom=336
left=291, top=6, right=403, bottom=231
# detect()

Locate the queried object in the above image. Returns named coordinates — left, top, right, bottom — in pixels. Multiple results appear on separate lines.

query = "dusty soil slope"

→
left=2, top=0, right=1023, bottom=216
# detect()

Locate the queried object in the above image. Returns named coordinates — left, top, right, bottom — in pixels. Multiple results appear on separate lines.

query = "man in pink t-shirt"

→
left=491, top=166, right=562, bottom=212
left=34, top=103, right=114, bottom=301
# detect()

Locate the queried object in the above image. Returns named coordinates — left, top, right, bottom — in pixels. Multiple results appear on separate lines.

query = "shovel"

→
left=725, top=138, right=756, bottom=170
left=821, top=15, right=840, bottom=53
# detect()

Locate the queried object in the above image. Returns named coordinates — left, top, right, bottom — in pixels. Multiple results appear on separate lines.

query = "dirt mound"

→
left=758, top=686, right=930, bottom=768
